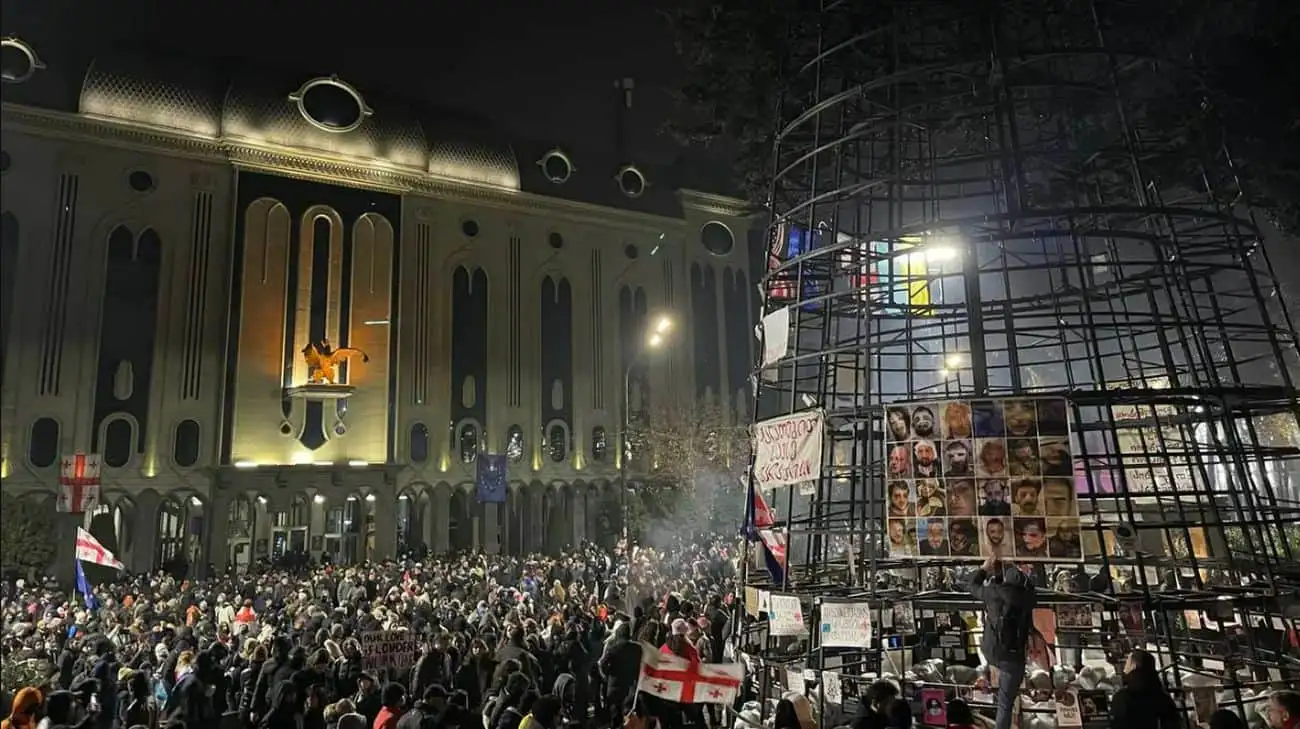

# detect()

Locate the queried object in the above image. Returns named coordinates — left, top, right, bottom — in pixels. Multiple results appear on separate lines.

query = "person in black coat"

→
left=332, top=640, right=365, bottom=700
left=494, top=628, right=541, bottom=684
left=88, top=643, right=118, bottom=729
left=1108, top=649, right=1180, bottom=729
left=119, top=670, right=158, bottom=729
left=162, top=651, right=218, bottom=729
left=395, top=685, right=447, bottom=729
left=239, top=644, right=268, bottom=721
left=453, top=639, right=496, bottom=711
left=351, top=673, right=383, bottom=728
left=850, top=680, right=900, bottom=729
left=597, top=624, right=642, bottom=720
left=252, top=637, right=296, bottom=722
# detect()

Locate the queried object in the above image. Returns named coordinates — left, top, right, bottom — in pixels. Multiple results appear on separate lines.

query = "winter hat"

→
left=671, top=618, right=691, bottom=637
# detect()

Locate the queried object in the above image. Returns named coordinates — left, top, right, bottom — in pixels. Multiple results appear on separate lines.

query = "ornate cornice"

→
left=2, top=102, right=753, bottom=234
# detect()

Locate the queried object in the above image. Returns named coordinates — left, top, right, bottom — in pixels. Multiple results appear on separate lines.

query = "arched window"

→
left=173, top=419, right=200, bottom=467
left=104, top=419, right=133, bottom=468
left=27, top=418, right=59, bottom=468
left=458, top=422, right=479, bottom=464
left=410, top=423, right=430, bottom=463
left=506, top=425, right=525, bottom=464
left=548, top=424, right=567, bottom=463
left=591, top=426, right=608, bottom=462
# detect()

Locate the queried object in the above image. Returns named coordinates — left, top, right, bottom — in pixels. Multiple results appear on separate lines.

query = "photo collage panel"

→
left=885, top=397, right=1082, bottom=561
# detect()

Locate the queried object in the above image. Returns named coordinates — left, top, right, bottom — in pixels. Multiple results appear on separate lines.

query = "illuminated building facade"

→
left=0, top=46, right=759, bottom=572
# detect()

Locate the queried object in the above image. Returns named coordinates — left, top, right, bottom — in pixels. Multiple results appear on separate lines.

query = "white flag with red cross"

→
left=636, top=642, right=743, bottom=705
left=58, top=452, right=101, bottom=514
left=76, top=528, right=125, bottom=570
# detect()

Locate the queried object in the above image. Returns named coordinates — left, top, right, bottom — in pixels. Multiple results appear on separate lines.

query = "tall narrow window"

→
left=591, top=426, right=608, bottom=462
left=28, top=418, right=59, bottom=468
left=548, top=424, right=567, bottom=463
left=506, top=425, right=524, bottom=464
left=459, top=422, right=479, bottom=464
left=410, top=423, right=430, bottom=463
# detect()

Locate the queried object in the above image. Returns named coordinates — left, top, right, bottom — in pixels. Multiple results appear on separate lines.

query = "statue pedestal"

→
left=285, top=384, right=356, bottom=401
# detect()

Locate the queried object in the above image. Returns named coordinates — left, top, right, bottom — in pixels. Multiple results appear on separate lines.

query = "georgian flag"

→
left=75, top=528, right=125, bottom=570
left=636, top=642, right=743, bottom=705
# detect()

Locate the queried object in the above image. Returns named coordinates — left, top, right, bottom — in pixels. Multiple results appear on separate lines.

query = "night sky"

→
left=2, top=0, right=692, bottom=164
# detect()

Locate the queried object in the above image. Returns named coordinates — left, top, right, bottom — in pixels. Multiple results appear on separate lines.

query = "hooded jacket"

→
left=969, top=565, right=1037, bottom=664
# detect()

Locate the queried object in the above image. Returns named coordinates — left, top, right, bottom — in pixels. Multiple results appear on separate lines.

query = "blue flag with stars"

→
left=75, top=559, right=99, bottom=611
left=476, top=453, right=508, bottom=503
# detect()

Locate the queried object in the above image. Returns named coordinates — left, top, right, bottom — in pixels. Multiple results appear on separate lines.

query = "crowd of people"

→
left=0, top=538, right=741, bottom=729
left=2, top=538, right=1298, bottom=729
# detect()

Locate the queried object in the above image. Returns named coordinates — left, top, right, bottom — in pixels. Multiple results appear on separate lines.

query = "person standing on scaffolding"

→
left=969, top=555, right=1037, bottom=729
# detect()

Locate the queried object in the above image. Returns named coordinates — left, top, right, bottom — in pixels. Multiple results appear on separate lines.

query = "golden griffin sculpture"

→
left=301, top=339, right=369, bottom=385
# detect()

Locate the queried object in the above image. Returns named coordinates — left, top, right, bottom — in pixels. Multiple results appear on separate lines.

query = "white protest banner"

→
left=758, top=590, right=772, bottom=614
left=752, top=410, right=825, bottom=491
left=359, top=630, right=419, bottom=672
left=768, top=594, right=805, bottom=637
left=786, top=665, right=804, bottom=695
left=818, top=600, right=873, bottom=648
left=821, top=671, right=842, bottom=705
left=760, top=306, right=790, bottom=376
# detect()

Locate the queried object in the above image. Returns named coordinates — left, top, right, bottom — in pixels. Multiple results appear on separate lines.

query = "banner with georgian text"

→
left=752, top=410, right=824, bottom=492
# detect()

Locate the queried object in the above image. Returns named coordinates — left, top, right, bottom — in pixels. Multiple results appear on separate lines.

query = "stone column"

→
left=370, top=493, right=396, bottom=560
left=531, top=488, right=546, bottom=552
left=207, top=494, right=229, bottom=576
left=483, top=502, right=500, bottom=554
left=420, top=495, right=434, bottom=552
left=131, top=490, right=161, bottom=574
left=571, top=488, right=586, bottom=547
left=432, top=487, right=450, bottom=553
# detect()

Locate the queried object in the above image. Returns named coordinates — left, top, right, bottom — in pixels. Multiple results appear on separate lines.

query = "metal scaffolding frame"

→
left=743, top=0, right=1300, bottom=724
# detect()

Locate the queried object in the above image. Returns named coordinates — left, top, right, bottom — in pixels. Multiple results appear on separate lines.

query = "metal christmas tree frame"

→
left=744, top=0, right=1300, bottom=724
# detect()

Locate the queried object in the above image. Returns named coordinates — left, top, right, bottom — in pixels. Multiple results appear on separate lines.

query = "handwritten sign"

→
left=768, top=594, right=805, bottom=637
left=359, top=630, right=419, bottom=672
left=819, top=601, right=872, bottom=648
left=752, top=410, right=824, bottom=491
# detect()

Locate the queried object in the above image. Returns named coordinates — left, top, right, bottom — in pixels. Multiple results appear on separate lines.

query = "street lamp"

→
left=621, top=314, right=675, bottom=545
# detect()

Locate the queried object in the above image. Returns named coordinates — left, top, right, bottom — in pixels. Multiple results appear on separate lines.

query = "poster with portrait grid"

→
left=883, top=396, right=1082, bottom=562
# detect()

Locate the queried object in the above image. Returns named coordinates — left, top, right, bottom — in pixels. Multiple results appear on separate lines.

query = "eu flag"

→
left=75, top=559, right=99, bottom=611
left=476, top=454, right=508, bottom=503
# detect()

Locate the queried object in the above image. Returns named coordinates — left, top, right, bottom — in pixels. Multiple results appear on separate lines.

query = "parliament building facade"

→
left=0, top=43, right=759, bottom=574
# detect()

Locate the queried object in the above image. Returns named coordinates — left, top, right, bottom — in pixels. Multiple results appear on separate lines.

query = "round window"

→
left=617, top=165, right=646, bottom=198
left=624, top=244, right=639, bottom=260
left=289, top=76, right=372, bottom=133
left=128, top=170, right=155, bottom=192
left=548, top=232, right=564, bottom=249
left=461, top=219, right=480, bottom=238
left=700, top=221, right=735, bottom=255
left=0, top=38, right=44, bottom=84
left=539, top=149, right=573, bottom=184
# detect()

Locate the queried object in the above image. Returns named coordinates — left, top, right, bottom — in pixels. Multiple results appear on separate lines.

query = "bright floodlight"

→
left=925, top=245, right=959, bottom=262
left=655, top=315, right=673, bottom=334
left=648, top=333, right=664, bottom=348
left=313, top=494, right=325, bottom=504
left=945, top=353, right=964, bottom=367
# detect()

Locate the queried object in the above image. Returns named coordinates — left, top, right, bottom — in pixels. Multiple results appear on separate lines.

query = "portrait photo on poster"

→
left=883, top=396, right=1081, bottom=562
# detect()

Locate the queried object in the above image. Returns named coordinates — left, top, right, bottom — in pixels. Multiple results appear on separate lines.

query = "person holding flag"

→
left=635, top=635, right=743, bottom=729
left=74, top=528, right=125, bottom=610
